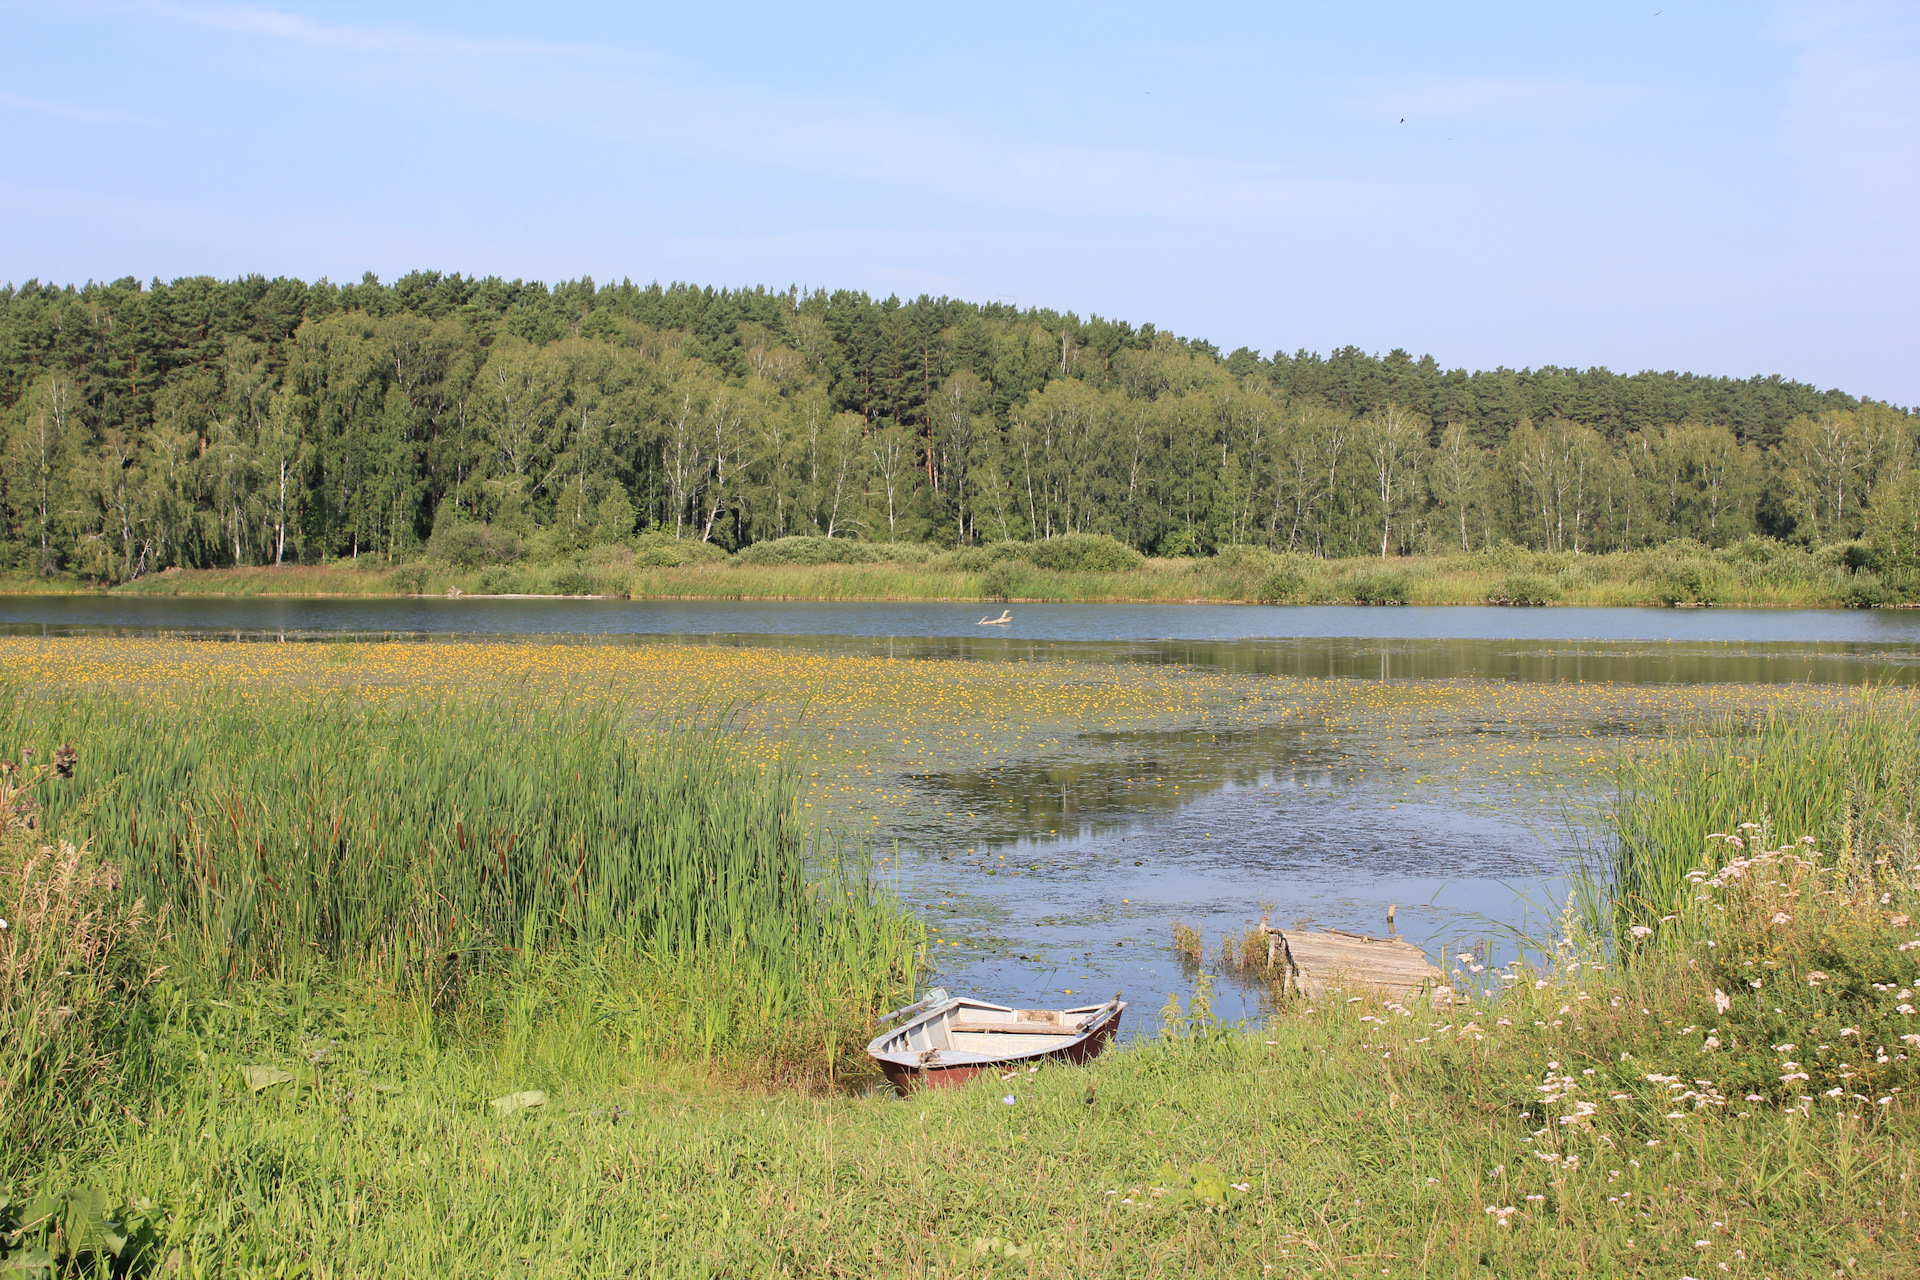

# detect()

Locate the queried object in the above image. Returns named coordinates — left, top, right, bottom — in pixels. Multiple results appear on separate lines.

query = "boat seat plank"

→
left=949, top=1020, right=1084, bottom=1035
left=949, top=1032, right=1076, bottom=1053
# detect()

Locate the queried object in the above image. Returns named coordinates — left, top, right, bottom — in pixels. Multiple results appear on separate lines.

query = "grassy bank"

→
left=7, top=910, right=1916, bottom=1276
left=7, top=534, right=1913, bottom=607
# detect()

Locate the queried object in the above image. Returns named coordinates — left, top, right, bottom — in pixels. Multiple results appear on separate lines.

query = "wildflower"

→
left=1713, top=989, right=1731, bottom=1013
left=1770, top=913, right=1791, bottom=925
left=1485, top=1206, right=1517, bottom=1226
left=1002, top=1095, right=1016, bottom=1105
left=1629, top=925, right=1653, bottom=939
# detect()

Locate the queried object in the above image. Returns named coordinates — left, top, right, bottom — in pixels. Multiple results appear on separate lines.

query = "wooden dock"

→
left=1266, top=927, right=1453, bottom=1004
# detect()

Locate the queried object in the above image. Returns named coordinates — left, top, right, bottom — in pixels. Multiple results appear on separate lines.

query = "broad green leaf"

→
left=241, top=1065, right=294, bottom=1092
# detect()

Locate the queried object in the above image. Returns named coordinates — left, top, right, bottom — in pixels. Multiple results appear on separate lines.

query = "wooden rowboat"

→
left=867, top=994, right=1125, bottom=1093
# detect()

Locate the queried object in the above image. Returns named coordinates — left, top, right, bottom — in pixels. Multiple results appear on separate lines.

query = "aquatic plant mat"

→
left=0, top=635, right=1871, bottom=844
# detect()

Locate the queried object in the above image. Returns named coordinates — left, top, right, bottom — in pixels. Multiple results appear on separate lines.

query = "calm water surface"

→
left=9, top=593, right=1920, bottom=646
left=9, top=594, right=1916, bottom=1030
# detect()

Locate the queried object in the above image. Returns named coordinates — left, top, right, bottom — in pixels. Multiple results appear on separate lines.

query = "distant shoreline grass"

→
left=2, top=536, right=1910, bottom=609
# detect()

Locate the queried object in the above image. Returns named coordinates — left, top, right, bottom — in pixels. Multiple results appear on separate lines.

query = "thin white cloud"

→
left=69, top=2, right=1475, bottom=230
left=498, top=63, right=1473, bottom=230
left=72, top=1, right=1472, bottom=229
left=109, top=0, right=594, bottom=58
left=1347, top=76, right=1644, bottom=124
left=0, top=91, right=154, bottom=125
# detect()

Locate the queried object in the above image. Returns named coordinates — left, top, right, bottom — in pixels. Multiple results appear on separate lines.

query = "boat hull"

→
left=875, top=1006, right=1122, bottom=1094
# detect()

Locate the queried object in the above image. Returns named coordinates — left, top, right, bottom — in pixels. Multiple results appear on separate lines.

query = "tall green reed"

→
left=1608, top=691, right=1920, bottom=932
left=0, top=685, right=923, bottom=1074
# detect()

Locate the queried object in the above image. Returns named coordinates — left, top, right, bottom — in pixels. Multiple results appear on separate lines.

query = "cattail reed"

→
left=0, top=685, right=925, bottom=1072
left=1609, top=691, right=1920, bottom=938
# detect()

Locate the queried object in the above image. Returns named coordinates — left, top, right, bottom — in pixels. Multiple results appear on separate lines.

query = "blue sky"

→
left=2, top=1, right=1916, bottom=402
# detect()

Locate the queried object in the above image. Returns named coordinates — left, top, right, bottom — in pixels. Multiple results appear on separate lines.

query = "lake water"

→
left=8, top=594, right=1917, bottom=1031
left=9, top=593, right=1920, bottom=646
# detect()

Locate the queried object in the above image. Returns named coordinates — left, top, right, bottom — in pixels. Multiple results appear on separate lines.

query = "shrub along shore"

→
left=6, top=530, right=1915, bottom=608
left=3, top=677, right=1918, bottom=1275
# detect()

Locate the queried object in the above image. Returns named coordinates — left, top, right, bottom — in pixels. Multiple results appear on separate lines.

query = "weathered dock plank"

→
left=1271, top=928, right=1453, bottom=1004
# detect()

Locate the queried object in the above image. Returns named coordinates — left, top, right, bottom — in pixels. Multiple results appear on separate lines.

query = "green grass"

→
left=10, top=960, right=1918, bottom=1278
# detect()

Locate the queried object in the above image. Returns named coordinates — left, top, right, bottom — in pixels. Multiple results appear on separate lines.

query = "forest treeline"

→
left=2, top=270, right=1916, bottom=581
